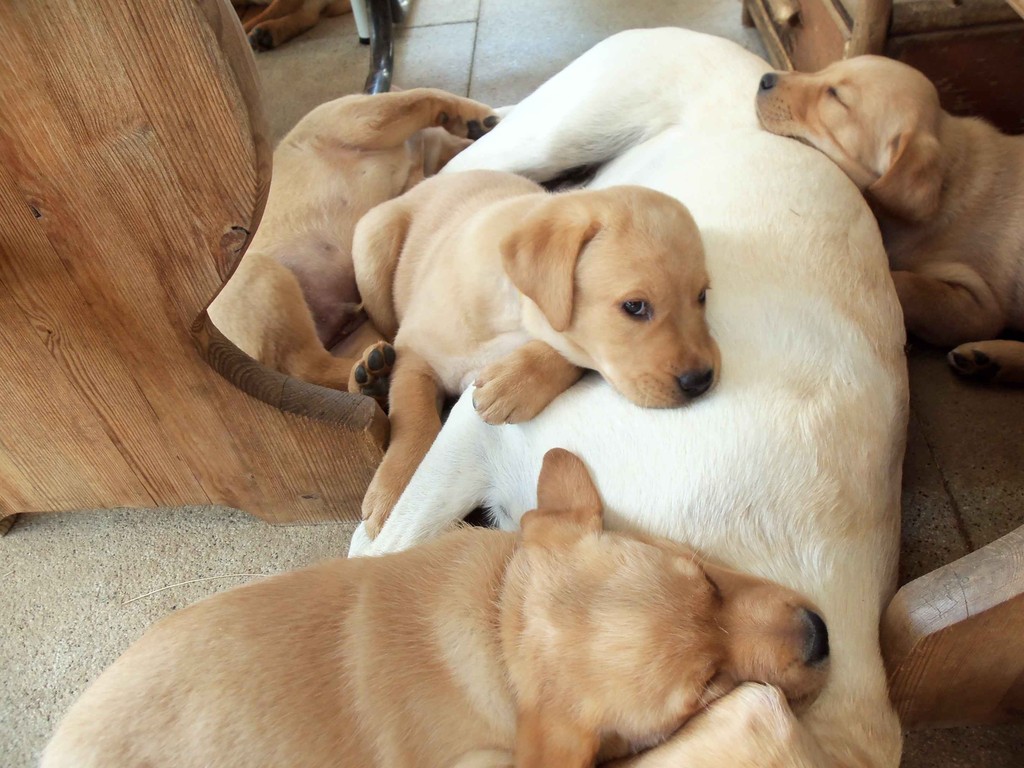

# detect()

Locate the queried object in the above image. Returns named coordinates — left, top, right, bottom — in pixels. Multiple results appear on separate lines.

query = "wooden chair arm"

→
left=882, top=525, right=1024, bottom=729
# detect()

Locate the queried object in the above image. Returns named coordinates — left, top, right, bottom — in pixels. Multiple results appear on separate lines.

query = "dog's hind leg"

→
left=948, top=339, right=1024, bottom=385
left=351, top=199, right=410, bottom=341
left=354, top=387, right=495, bottom=556
left=325, top=89, right=499, bottom=151
left=891, top=265, right=1005, bottom=347
left=361, top=350, right=445, bottom=538
left=443, top=28, right=769, bottom=181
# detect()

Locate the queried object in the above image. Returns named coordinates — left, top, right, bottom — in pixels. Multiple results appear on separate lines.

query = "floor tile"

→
left=469, top=0, right=765, bottom=106
left=393, top=21, right=478, bottom=95
left=899, top=408, right=971, bottom=585
left=903, top=725, right=1024, bottom=767
left=253, top=16, right=368, bottom=143
left=406, top=0, right=481, bottom=27
left=253, top=17, right=477, bottom=142
left=907, top=347, right=1024, bottom=551
left=1, top=508, right=355, bottom=767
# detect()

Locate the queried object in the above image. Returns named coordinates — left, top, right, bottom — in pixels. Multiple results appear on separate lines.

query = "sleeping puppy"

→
left=353, top=170, right=720, bottom=534
left=207, top=88, right=497, bottom=402
left=756, top=55, right=1024, bottom=385
left=41, top=449, right=828, bottom=768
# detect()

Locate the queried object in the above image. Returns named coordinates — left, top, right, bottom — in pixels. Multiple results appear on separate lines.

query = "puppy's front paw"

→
left=361, top=478, right=402, bottom=540
left=349, top=342, right=396, bottom=409
left=248, top=26, right=276, bottom=52
left=948, top=345, right=1000, bottom=381
left=473, top=364, right=547, bottom=425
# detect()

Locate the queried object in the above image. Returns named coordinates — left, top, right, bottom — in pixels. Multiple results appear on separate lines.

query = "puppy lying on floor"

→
left=353, top=170, right=720, bottom=535
left=756, top=56, right=1024, bottom=385
left=207, top=88, right=497, bottom=401
left=42, top=449, right=828, bottom=768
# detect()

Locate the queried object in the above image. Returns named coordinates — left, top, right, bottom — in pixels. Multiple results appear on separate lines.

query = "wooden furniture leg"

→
left=882, top=525, right=1024, bottom=728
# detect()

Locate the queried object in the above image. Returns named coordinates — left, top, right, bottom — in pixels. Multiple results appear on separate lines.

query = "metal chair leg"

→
left=363, top=0, right=394, bottom=94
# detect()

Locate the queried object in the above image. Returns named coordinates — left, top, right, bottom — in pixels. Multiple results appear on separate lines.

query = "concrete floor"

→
left=2, top=1, right=1022, bottom=765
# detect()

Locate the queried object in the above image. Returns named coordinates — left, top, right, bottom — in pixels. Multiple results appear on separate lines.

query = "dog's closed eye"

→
left=826, top=86, right=847, bottom=109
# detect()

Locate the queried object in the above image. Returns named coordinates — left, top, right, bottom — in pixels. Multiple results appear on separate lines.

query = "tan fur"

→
left=756, top=55, right=1024, bottom=385
left=354, top=170, right=720, bottom=534
left=207, top=88, right=496, bottom=396
left=42, top=450, right=827, bottom=768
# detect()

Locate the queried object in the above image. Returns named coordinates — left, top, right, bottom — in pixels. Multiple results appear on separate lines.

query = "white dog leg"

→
left=360, top=387, right=496, bottom=556
left=444, top=28, right=768, bottom=181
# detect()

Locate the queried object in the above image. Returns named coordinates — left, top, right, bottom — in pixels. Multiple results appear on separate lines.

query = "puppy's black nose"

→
left=677, top=368, right=714, bottom=398
left=802, top=609, right=830, bottom=665
left=759, top=72, right=778, bottom=91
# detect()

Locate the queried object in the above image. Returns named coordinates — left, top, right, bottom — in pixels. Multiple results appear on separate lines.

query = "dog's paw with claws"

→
left=361, top=479, right=402, bottom=540
left=473, top=363, right=550, bottom=425
left=948, top=345, right=1000, bottom=382
left=349, top=342, right=396, bottom=409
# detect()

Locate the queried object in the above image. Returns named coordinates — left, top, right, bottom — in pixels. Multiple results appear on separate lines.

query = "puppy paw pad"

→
left=352, top=342, right=396, bottom=405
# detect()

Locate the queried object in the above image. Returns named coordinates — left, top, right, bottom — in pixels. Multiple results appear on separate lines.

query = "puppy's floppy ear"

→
left=500, top=195, right=601, bottom=332
left=520, top=448, right=603, bottom=547
left=868, top=130, right=942, bottom=221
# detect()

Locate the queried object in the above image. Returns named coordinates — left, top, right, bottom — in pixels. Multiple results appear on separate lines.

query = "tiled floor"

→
left=3, top=1, right=1022, bottom=766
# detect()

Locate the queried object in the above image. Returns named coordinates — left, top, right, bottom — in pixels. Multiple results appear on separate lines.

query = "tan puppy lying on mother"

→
left=208, top=88, right=497, bottom=399
left=42, top=449, right=828, bottom=768
left=756, top=56, right=1024, bottom=385
left=353, top=170, right=719, bottom=535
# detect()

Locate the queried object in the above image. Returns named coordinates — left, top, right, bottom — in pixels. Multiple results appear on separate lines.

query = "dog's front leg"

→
left=606, top=685, right=827, bottom=768
left=473, top=341, right=584, bottom=425
left=352, top=387, right=496, bottom=557
left=361, top=350, right=444, bottom=538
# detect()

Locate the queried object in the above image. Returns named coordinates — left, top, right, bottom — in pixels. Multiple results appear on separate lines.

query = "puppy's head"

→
left=502, top=449, right=829, bottom=765
left=755, top=56, right=944, bottom=220
left=501, top=187, right=719, bottom=408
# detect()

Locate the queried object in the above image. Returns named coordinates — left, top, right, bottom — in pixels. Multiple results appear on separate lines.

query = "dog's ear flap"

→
left=868, top=130, right=942, bottom=221
left=500, top=196, right=601, bottom=332
left=520, top=449, right=603, bottom=547
left=514, top=706, right=600, bottom=768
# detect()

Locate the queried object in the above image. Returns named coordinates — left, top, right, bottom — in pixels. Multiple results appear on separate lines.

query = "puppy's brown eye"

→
left=622, top=300, right=651, bottom=319
left=698, top=288, right=707, bottom=305
left=827, top=87, right=838, bottom=98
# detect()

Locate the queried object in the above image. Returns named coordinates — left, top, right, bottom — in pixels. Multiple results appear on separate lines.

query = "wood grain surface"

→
left=0, top=0, right=385, bottom=529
